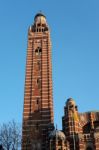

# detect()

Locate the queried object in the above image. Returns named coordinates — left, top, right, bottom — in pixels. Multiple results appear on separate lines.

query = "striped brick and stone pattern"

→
left=62, top=98, right=99, bottom=150
left=22, top=13, right=54, bottom=150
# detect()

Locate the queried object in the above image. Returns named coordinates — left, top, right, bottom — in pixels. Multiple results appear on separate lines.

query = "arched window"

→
left=35, top=49, right=38, bottom=55
left=35, top=47, right=42, bottom=56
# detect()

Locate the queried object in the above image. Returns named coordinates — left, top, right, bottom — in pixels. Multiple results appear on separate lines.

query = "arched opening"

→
left=35, top=47, right=42, bottom=56
left=35, top=49, right=38, bottom=55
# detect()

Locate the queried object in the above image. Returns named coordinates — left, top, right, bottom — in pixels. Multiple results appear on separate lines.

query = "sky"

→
left=0, top=0, right=99, bottom=129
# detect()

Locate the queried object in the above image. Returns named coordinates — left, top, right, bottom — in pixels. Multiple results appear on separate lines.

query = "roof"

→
left=34, top=12, right=46, bottom=20
left=49, top=129, right=66, bottom=140
left=66, top=97, right=75, bottom=106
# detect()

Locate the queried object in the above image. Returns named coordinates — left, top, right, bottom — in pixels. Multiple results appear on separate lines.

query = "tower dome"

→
left=34, top=12, right=47, bottom=24
left=66, top=98, right=76, bottom=106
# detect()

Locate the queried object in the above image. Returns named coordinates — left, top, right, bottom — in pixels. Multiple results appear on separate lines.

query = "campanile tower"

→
left=22, top=13, right=54, bottom=150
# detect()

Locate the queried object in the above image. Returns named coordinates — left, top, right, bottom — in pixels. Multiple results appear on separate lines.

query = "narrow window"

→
left=37, top=61, right=41, bottom=70
left=35, top=49, right=38, bottom=55
left=39, top=28, right=41, bottom=32
left=36, top=98, right=39, bottom=104
left=36, top=78, right=41, bottom=88
left=38, top=23, right=40, bottom=27
left=37, top=78, right=39, bottom=84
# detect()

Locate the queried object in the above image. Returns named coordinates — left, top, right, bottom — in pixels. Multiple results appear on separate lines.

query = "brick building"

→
left=62, top=98, right=99, bottom=150
left=22, top=13, right=54, bottom=150
left=22, top=13, right=99, bottom=150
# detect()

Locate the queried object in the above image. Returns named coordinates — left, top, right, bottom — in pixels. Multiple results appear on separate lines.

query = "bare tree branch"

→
left=0, top=120, right=21, bottom=150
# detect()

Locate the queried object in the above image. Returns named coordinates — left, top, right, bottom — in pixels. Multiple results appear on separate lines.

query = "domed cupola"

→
left=30, top=12, right=49, bottom=33
left=49, top=129, right=66, bottom=140
left=66, top=97, right=76, bottom=107
left=48, top=128, right=68, bottom=149
left=34, top=13, right=46, bottom=24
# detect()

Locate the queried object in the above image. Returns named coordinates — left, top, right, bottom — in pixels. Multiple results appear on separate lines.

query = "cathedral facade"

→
left=22, top=13, right=99, bottom=150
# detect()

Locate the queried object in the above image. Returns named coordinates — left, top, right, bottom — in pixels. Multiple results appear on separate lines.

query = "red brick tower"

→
left=22, top=13, right=54, bottom=150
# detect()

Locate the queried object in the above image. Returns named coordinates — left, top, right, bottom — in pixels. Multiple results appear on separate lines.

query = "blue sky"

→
left=0, top=0, right=99, bottom=129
